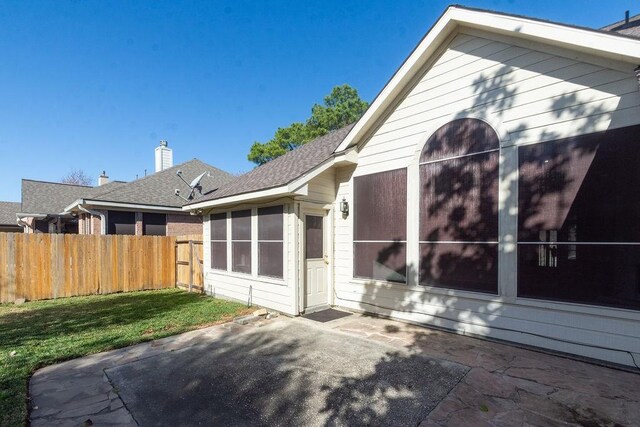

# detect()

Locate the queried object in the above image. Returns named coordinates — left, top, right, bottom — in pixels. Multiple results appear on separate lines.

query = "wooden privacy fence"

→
left=175, top=234, right=204, bottom=292
left=0, top=233, right=177, bottom=303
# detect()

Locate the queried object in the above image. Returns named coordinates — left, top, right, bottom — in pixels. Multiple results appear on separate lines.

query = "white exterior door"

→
left=304, top=214, right=328, bottom=309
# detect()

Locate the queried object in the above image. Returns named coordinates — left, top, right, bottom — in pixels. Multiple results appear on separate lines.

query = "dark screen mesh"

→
left=231, top=210, right=251, bottom=240
left=354, top=169, right=407, bottom=241
left=420, top=151, right=499, bottom=242
left=353, top=168, right=407, bottom=283
left=210, top=213, right=227, bottom=271
left=232, top=242, right=251, bottom=274
left=306, top=216, right=323, bottom=259
left=210, top=213, right=227, bottom=241
left=518, top=244, right=640, bottom=310
left=517, top=124, right=640, bottom=309
left=354, top=242, right=407, bottom=283
left=420, top=242, right=498, bottom=293
left=231, top=210, right=251, bottom=274
left=258, top=206, right=283, bottom=278
left=518, top=125, right=640, bottom=243
left=258, top=206, right=283, bottom=241
left=143, top=213, right=166, bottom=236
left=107, top=211, right=135, bottom=235
left=420, top=118, right=499, bottom=163
left=211, top=242, right=227, bottom=271
left=419, top=119, right=499, bottom=293
left=258, top=242, right=283, bottom=278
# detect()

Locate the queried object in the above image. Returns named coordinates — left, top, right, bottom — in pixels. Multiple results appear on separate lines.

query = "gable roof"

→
left=21, top=159, right=233, bottom=215
left=20, top=180, right=99, bottom=215
left=77, top=159, right=234, bottom=209
left=184, top=124, right=354, bottom=208
left=335, top=5, right=640, bottom=153
left=602, top=13, right=640, bottom=38
left=0, top=201, right=21, bottom=225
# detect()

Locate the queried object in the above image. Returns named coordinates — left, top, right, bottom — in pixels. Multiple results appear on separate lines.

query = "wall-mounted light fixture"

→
left=339, top=197, right=349, bottom=216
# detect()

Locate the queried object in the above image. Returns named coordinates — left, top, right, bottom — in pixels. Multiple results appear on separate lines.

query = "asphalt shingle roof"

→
left=20, top=159, right=233, bottom=214
left=89, top=159, right=234, bottom=207
left=21, top=180, right=96, bottom=215
left=189, top=124, right=354, bottom=205
left=602, top=13, right=640, bottom=38
left=0, top=201, right=21, bottom=225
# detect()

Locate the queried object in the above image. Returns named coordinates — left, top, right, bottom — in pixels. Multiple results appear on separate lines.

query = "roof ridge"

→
left=601, top=12, right=640, bottom=30
left=21, top=178, right=94, bottom=188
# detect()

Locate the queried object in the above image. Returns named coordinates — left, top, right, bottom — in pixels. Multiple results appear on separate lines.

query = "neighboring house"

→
left=18, top=179, right=126, bottom=234
left=19, top=142, right=234, bottom=236
left=602, top=11, right=640, bottom=38
left=64, top=159, right=233, bottom=236
left=0, top=201, right=22, bottom=232
left=184, top=6, right=640, bottom=368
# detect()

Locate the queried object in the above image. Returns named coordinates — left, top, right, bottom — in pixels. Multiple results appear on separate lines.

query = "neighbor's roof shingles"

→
left=188, top=124, right=354, bottom=205
left=602, top=13, right=640, bottom=38
left=21, top=159, right=233, bottom=214
left=88, top=159, right=234, bottom=208
left=0, top=201, right=21, bottom=225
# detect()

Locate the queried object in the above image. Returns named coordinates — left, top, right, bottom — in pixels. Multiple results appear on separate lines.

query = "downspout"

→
left=77, top=205, right=106, bottom=235
left=16, top=217, right=30, bottom=232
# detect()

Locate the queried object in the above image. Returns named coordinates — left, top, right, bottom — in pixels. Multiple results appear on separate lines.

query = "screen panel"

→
left=143, top=213, right=166, bottom=236
left=107, top=211, right=135, bottom=235
left=306, top=216, right=323, bottom=259
left=420, top=118, right=499, bottom=163
left=419, top=242, right=498, bottom=293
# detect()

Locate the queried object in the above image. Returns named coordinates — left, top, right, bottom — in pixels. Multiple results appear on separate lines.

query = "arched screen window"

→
left=419, top=118, right=499, bottom=293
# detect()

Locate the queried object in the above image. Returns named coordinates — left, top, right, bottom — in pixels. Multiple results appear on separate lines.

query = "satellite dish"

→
left=175, top=170, right=210, bottom=202
left=190, top=171, right=207, bottom=189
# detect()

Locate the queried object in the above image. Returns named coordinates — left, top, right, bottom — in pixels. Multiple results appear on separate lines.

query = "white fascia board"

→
left=66, top=199, right=184, bottom=213
left=16, top=213, right=47, bottom=219
left=335, top=6, right=640, bottom=152
left=184, top=149, right=360, bottom=211
left=182, top=185, right=303, bottom=211
left=63, top=199, right=84, bottom=213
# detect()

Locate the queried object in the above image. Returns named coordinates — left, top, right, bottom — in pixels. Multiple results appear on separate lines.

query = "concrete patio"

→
left=30, top=311, right=640, bottom=426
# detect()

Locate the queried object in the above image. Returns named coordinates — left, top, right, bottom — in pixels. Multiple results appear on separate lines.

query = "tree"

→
left=61, top=169, right=93, bottom=186
left=248, top=84, right=368, bottom=165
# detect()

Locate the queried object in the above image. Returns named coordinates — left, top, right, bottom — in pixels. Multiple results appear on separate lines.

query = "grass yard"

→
left=0, top=289, right=251, bottom=426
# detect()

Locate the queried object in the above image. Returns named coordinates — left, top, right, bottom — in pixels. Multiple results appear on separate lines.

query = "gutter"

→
left=78, top=205, right=106, bottom=235
left=183, top=146, right=359, bottom=211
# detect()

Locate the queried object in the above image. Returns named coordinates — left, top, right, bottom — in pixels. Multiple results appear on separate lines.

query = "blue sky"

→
left=0, top=0, right=635, bottom=201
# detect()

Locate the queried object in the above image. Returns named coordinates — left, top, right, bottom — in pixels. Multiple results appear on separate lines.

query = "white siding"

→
left=354, top=30, right=640, bottom=176
left=203, top=202, right=297, bottom=316
left=332, top=32, right=640, bottom=367
left=306, top=169, right=337, bottom=204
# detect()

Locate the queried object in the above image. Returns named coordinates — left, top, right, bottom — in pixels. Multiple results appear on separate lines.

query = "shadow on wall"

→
left=346, top=47, right=637, bottom=340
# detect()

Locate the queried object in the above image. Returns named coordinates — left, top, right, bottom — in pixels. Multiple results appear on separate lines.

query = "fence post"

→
left=189, top=240, right=194, bottom=292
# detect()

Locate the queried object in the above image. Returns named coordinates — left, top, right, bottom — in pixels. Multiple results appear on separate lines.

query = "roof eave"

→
left=65, top=199, right=184, bottom=213
left=183, top=147, right=358, bottom=211
left=335, top=6, right=640, bottom=153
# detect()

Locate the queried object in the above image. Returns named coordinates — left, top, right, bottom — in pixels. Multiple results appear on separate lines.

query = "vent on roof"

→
left=155, top=140, right=173, bottom=172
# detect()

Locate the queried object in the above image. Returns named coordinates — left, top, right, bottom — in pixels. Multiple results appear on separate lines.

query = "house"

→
left=19, top=141, right=234, bottom=236
left=0, top=202, right=22, bottom=232
left=184, top=6, right=640, bottom=368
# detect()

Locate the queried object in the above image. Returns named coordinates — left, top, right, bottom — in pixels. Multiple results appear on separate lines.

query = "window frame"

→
left=257, top=205, right=285, bottom=279
left=352, top=167, right=408, bottom=283
left=418, top=118, right=500, bottom=294
left=209, top=212, right=228, bottom=271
